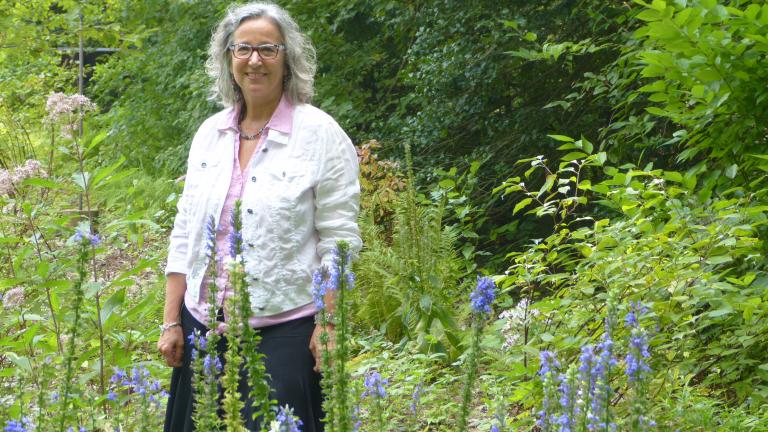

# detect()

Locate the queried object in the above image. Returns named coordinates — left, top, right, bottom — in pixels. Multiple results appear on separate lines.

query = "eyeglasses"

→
left=229, top=43, right=285, bottom=60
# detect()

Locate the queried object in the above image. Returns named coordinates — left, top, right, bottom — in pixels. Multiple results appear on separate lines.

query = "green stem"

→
left=457, top=319, right=483, bottom=432
left=58, top=242, right=88, bottom=431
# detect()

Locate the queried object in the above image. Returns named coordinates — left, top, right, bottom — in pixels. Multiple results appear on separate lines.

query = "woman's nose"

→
left=248, top=50, right=263, bottom=65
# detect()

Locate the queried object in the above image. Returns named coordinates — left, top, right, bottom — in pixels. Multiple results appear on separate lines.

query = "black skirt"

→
left=164, top=304, right=324, bottom=431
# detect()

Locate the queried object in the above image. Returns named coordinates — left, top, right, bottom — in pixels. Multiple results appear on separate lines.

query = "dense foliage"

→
left=1, top=0, right=767, bottom=430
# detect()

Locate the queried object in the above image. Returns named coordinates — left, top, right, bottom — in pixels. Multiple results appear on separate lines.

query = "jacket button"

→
left=201, top=162, right=207, bottom=168
left=247, top=208, right=254, bottom=214
left=262, top=147, right=269, bottom=153
left=282, top=171, right=286, bottom=177
left=251, top=176, right=257, bottom=182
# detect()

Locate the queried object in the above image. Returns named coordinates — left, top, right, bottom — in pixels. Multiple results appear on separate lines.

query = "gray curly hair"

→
left=206, top=2, right=316, bottom=107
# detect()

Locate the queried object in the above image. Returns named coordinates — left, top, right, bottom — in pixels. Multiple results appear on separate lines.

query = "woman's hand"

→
left=158, top=326, right=185, bottom=367
left=309, top=323, right=335, bottom=373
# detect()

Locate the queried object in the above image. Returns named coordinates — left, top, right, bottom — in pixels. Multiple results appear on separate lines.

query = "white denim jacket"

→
left=165, top=103, right=361, bottom=316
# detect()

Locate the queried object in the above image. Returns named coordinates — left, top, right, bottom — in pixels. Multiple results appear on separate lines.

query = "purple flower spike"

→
left=625, top=302, right=652, bottom=383
left=470, top=276, right=496, bottom=315
left=4, top=419, right=30, bottom=432
left=410, top=383, right=424, bottom=415
left=538, top=350, right=560, bottom=376
left=311, top=269, right=326, bottom=310
left=589, top=328, right=617, bottom=431
left=363, top=370, right=388, bottom=399
left=275, top=405, right=303, bottom=432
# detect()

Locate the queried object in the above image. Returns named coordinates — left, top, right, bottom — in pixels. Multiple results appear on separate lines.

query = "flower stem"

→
left=457, top=320, right=482, bottom=432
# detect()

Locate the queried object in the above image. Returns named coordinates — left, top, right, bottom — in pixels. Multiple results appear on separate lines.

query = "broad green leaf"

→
left=4, top=352, right=31, bottom=373
left=650, top=0, right=667, bottom=11
left=101, top=288, right=126, bottom=323
left=84, top=130, right=108, bottom=156
left=561, top=152, right=587, bottom=162
left=21, top=178, right=70, bottom=190
left=708, top=306, right=733, bottom=318
left=538, top=174, right=556, bottom=196
left=514, top=198, right=533, bottom=215
left=72, top=172, right=91, bottom=191
left=706, top=255, right=732, bottom=265
left=636, top=9, right=661, bottom=21
left=0, top=279, right=23, bottom=289
left=438, top=179, right=455, bottom=189
left=645, top=106, right=668, bottom=116
left=663, top=171, right=683, bottom=182
left=90, top=156, right=127, bottom=188
left=547, top=134, right=574, bottom=142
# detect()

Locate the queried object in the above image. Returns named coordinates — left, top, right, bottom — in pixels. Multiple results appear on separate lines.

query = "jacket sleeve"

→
left=165, top=126, right=206, bottom=276
left=314, top=121, right=362, bottom=268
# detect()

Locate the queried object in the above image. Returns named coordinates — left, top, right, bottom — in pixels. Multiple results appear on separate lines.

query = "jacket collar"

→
left=216, top=95, right=295, bottom=146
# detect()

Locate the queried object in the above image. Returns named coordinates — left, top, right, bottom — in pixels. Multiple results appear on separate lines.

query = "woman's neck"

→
left=241, top=93, right=282, bottom=124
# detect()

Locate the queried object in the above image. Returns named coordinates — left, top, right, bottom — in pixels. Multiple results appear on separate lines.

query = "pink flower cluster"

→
left=46, top=92, right=97, bottom=120
left=0, top=159, right=48, bottom=196
left=1, top=286, right=23, bottom=308
left=46, top=92, right=97, bottom=138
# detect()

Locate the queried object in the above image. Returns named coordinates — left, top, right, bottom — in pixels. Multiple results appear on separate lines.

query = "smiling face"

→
left=231, top=17, right=287, bottom=108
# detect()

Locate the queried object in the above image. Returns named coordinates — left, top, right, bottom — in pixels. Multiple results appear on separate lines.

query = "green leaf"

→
left=636, top=9, right=662, bottom=21
left=101, top=288, right=126, bottom=323
left=547, top=134, right=574, bottom=142
left=438, top=178, right=455, bottom=189
left=724, top=164, right=737, bottom=179
left=84, top=130, right=108, bottom=156
left=36, top=261, right=49, bottom=279
left=561, top=152, right=587, bottom=162
left=90, top=156, right=127, bottom=188
left=645, top=106, right=668, bottom=116
left=579, top=245, right=593, bottom=257
left=706, top=255, right=732, bottom=265
left=72, top=172, right=91, bottom=191
left=0, top=279, right=23, bottom=290
left=21, top=178, right=70, bottom=190
left=83, top=281, right=103, bottom=298
left=650, top=0, right=667, bottom=11
left=538, top=174, right=556, bottom=196
left=663, top=171, right=683, bottom=182
left=514, top=198, right=533, bottom=215
left=4, top=352, right=31, bottom=373
left=708, top=306, right=733, bottom=318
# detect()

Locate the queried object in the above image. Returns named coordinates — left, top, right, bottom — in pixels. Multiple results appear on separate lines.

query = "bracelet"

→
left=159, top=322, right=180, bottom=335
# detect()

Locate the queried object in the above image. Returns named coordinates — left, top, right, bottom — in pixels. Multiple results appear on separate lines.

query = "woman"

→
left=157, top=2, right=361, bottom=431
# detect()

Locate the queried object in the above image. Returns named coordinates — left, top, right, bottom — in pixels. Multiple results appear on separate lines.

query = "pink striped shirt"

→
left=184, top=95, right=317, bottom=328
